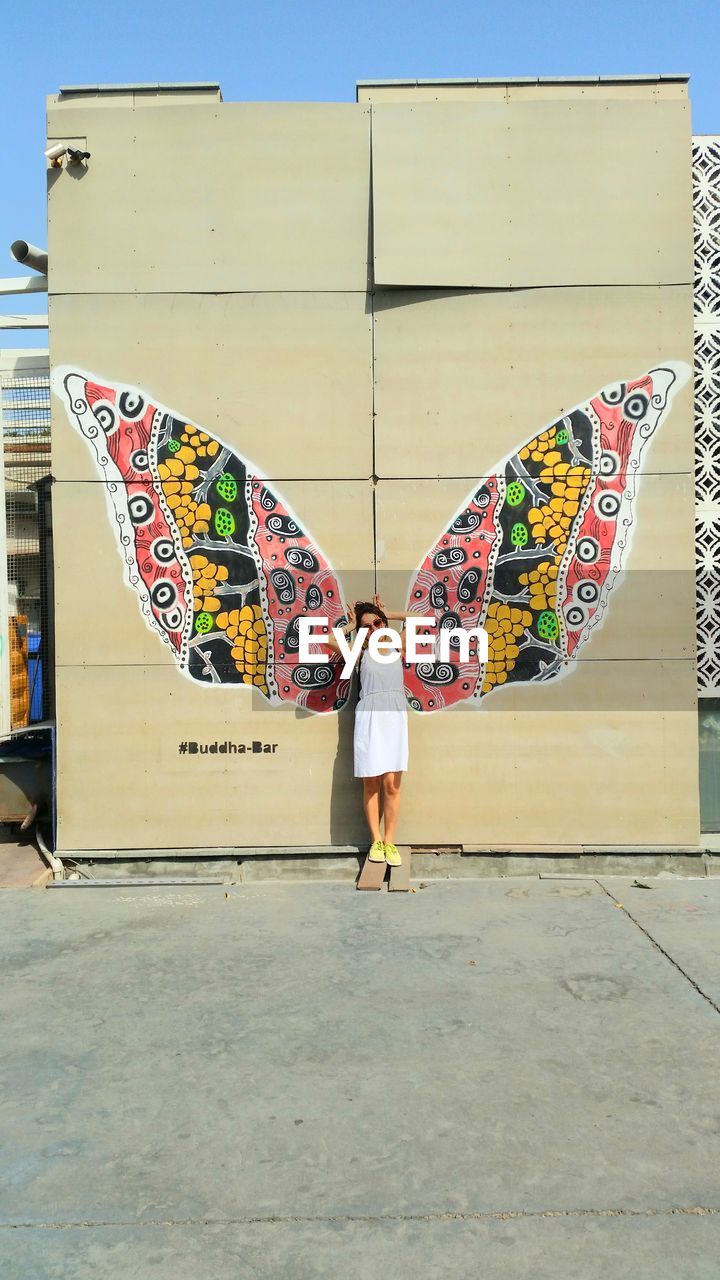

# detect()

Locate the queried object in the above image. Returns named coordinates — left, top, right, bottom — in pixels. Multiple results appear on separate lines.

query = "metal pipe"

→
left=0, top=276, right=48, bottom=295
left=0, top=316, right=49, bottom=329
left=10, top=241, right=48, bottom=275
left=35, top=824, right=65, bottom=881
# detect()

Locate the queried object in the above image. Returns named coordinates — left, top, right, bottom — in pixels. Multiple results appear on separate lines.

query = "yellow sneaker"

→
left=384, top=842, right=402, bottom=867
left=368, top=839, right=386, bottom=862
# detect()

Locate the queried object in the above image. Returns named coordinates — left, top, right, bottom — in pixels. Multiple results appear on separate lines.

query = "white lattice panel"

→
left=694, top=136, right=720, bottom=319
left=696, top=510, right=720, bottom=691
left=695, top=327, right=720, bottom=505
left=694, top=137, right=720, bottom=695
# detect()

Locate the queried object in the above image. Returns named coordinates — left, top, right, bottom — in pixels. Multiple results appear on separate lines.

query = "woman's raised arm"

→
left=324, top=603, right=356, bottom=654
left=373, top=593, right=428, bottom=627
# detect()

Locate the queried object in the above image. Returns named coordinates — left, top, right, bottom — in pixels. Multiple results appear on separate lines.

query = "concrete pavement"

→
left=1, top=876, right=719, bottom=1277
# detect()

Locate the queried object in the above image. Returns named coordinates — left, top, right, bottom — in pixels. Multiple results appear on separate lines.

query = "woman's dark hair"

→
left=354, top=601, right=388, bottom=630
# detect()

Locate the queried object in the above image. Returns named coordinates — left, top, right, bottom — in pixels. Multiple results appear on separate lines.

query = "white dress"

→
left=353, top=648, right=409, bottom=777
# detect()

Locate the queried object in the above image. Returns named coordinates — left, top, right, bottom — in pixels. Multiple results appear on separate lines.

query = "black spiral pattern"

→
left=305, top=583, right=323, bottom=611
left=433, top=546, right=466, bottom=571
left=286, top=547, right=318, bottom=572
left=450, top=509, right=481, bottom=534
left=292, top=664, right=335, bottom=689
left=457, top=567, right=481, bottom=603
left=267, top=514, right=301, bottom=537
left=416, top=661, right=456, bottom=685
left=270, top=568, right=296, bottom=604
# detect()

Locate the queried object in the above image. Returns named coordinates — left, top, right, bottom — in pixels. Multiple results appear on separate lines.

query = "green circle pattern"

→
left=214, top=508, right=236, bottom=537
left=195, top=611, right=214, bottom=634
left=216, top=473, right=238, bottom=502
left=537, top=610, right=559, bottom=641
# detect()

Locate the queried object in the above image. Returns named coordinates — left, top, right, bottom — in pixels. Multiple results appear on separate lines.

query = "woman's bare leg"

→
left=362, top=776, right=383, bottom=842
left=382, top=771, right=403, bottom=844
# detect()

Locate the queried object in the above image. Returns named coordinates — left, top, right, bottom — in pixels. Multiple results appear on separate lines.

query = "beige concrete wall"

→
left=358, top=80, right=689, bottom=104
left=48, top=84, right=699, bottom=853
left=373, top=286, right=694, bottom=477
left=370, top=98, right=692, bottom=287
left=50, top=293, right=373, bottom=481
left=47, top=101, right=371, bottom=293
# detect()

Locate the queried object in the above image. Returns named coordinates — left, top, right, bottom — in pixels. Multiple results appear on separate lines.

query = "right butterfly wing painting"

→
left=53, top=369, right=349, bottom=713
left=404, top=363, right=690, bottom=712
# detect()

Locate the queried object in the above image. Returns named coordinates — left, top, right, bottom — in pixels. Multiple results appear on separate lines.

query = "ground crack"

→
left=595, top=880, right=720, bottom=1016
left=2, top=1206, right=720, bottom=1231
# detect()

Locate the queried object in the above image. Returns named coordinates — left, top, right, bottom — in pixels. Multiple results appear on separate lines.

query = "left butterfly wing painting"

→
left=52, top=370, right=350, bottom=712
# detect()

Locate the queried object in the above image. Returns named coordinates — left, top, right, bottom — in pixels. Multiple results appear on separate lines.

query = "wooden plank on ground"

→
left=0, top=838, right=49, bottom=888
left=356, top=854, right=387, bottom=890
left=389, top=847, right=411, bottom=892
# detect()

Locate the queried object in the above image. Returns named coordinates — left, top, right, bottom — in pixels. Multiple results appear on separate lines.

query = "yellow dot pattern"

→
left=190, top=553, right=228, bottom=616
left=515, top=434, right=590, bottom=558
left=158, top=426, right=220, bottom=549
left=189, top=555, right=268, bottom=691
left=475, top=425, right=594, bottom=698
left=518, top=427, right=558, bottom=466
left=518, top=559, right=558, bottom=612
left=216, top=604, right=268, bottom=691
left=482, top=604, right=533, bottom=694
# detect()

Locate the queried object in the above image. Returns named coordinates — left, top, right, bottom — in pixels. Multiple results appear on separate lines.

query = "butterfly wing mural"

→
left=53, top=370, right=350, bottom=713
left=404, top=363, right=690, bottom=712
left=55, top=362, right=689, bottom=715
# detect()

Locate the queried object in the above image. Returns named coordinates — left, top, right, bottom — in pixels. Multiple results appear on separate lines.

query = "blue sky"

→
left=3, top=0, right=718, bottom=348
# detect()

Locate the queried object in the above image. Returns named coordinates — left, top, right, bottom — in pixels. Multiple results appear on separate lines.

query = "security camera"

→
left=67, top=148, right=91, bottom=164
left=44, top=142, right=68, bottom=165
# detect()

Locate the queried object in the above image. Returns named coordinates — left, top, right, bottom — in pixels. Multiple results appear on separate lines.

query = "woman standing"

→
left=329, top=594, right=411, bottom=867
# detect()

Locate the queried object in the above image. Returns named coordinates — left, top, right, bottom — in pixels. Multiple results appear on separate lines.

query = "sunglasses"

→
left=361, top=617, right=385, bottom=630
